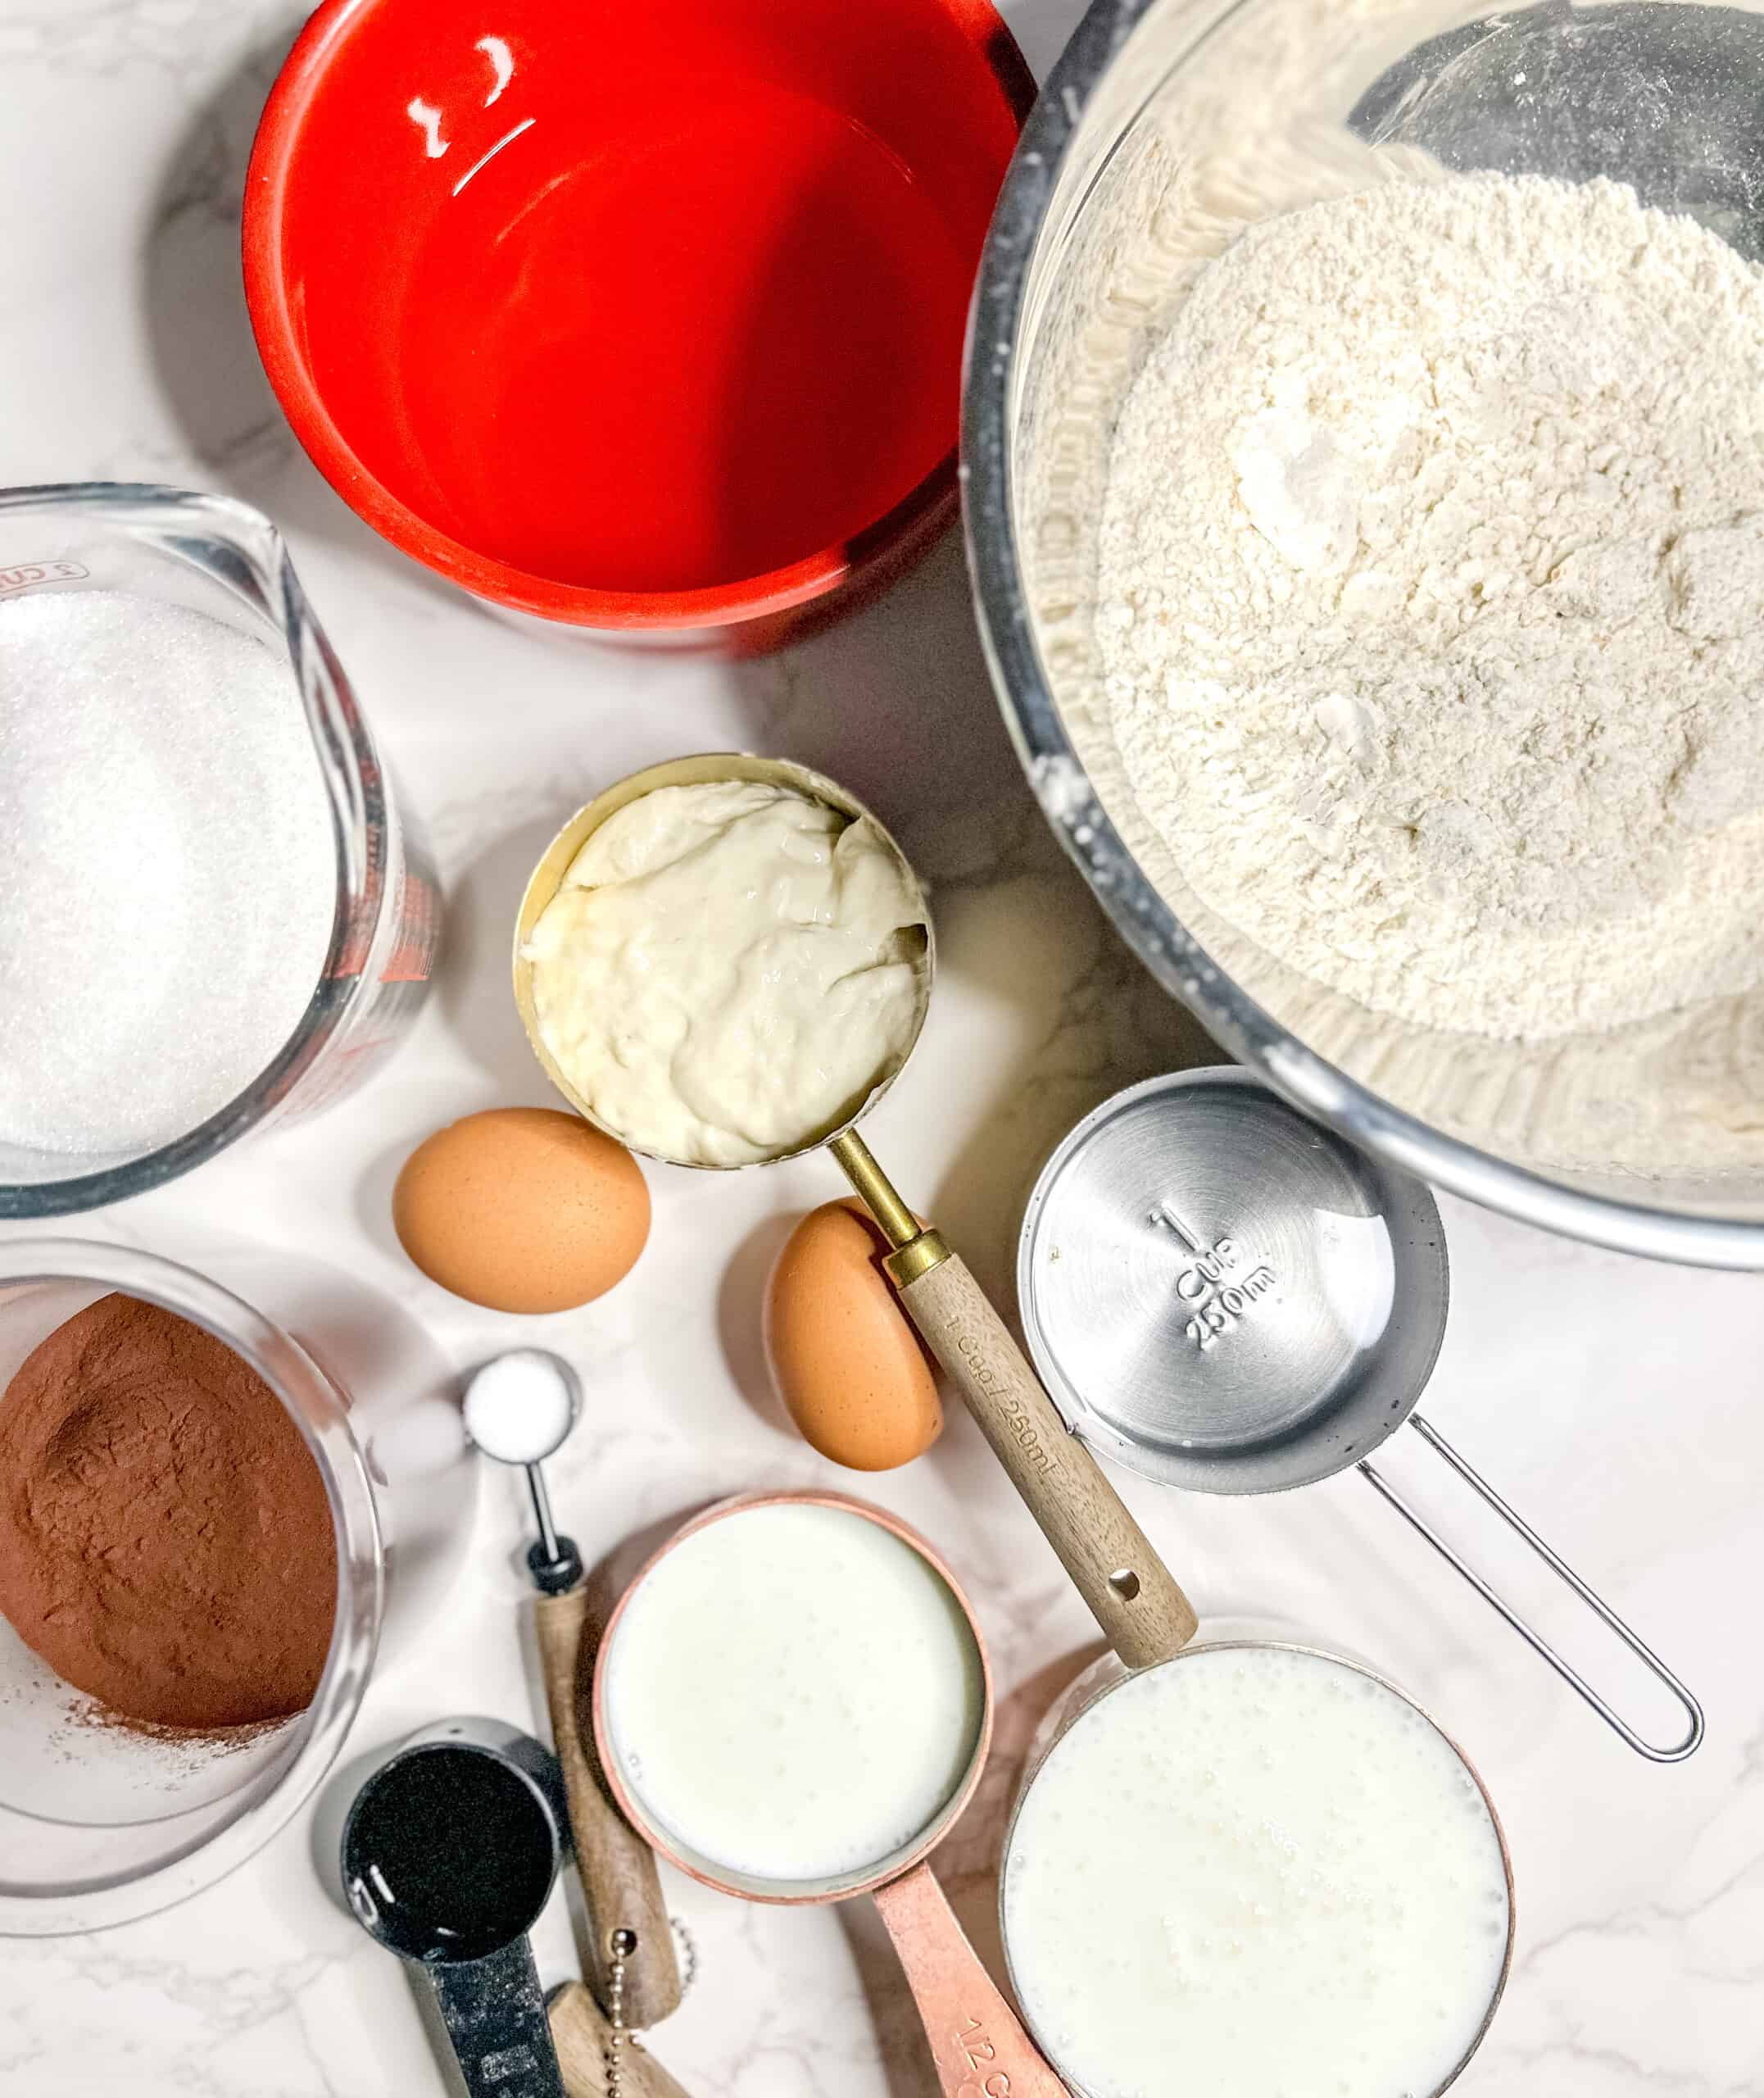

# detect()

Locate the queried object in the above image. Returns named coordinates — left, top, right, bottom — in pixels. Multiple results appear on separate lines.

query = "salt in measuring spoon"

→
left=464, top=1350, right=682, bottom=2027
left=465, top=1349, right=584, bottom=1591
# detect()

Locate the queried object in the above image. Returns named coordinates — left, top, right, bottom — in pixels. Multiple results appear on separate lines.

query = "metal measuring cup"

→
left=590, top=1492, right=1071, bottom=2098
left=342, top=1719, right=568, bottom=2098
left=994, top=1634, right=1517, bottom=2098
left=513, top=752, right=1196, bottom=1676
left=1017, top=1069, right=1703, bottom=1760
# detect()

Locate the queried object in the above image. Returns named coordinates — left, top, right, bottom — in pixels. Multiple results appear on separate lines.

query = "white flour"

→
left=1102, top=174, right=1764, bottom=1041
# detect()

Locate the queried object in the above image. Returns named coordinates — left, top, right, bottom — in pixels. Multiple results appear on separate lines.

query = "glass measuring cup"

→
left=995, top=1635, right=1516, bottom=2098
left=0, top=483, right=438, bottom=1218
left=1017, top=1069, right=1704, bottom=1760
left=513, top=752, right=1197, bottom=1676
left=592, top=1492, right=1072, bottom=2098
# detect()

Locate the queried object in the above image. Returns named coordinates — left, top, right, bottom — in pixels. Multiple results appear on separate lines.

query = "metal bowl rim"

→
left=960, top=0, right=1764, bottom=1269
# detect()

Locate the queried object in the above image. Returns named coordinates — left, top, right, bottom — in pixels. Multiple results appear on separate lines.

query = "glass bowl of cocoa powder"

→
left=0, top=1239, right=382, bottom=1933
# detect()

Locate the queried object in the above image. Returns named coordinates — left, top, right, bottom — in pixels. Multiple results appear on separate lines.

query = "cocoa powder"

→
left=0, top=1293, right=338, bottom=1732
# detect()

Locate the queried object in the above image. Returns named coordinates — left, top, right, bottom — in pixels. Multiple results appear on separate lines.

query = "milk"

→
left=601, top=1502, right=984, bottom=1885
left=1002, top=1646, right=1509, bottom=2098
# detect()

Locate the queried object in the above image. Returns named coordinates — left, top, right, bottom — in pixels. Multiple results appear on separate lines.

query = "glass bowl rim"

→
left=0, top=1236, right=383, bottom=1933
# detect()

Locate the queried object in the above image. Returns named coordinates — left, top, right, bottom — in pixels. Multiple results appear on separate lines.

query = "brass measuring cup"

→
left=591, top=1491, right=1071, bottom=2098
left=514, top=754, right=1198, bottom=1673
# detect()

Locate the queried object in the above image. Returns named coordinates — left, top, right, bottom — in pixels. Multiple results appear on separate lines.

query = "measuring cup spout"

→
left=1360, top=1416, right=1704, bottom=1762
left=871, top=1863, right=1073, bottom=2098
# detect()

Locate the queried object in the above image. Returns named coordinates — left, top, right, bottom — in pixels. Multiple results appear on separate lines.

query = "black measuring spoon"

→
left=342, top=1720, right=567, bottom=2098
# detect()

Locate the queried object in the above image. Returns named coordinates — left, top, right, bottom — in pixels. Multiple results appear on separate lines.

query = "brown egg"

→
left=764, top=1198, right=943, bottom=1470
left=393, top=1107, right=650, bottom=1314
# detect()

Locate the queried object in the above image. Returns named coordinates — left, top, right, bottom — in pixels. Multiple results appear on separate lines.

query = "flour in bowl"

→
left=1102, top=173, right=1764, bottom=1040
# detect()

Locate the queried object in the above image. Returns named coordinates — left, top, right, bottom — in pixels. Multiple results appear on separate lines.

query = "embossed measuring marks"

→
left=1149, top=1198, right=1276, bottom=1353
left=952, top=1322, right=1054, bottom=1476
left=953, top=2014, right=1011, bottom=2097
left=406, top=36, right=536, bottom=197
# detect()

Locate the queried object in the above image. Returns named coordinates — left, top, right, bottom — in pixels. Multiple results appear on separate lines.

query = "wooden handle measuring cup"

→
left=833, top=1133, right=1198, bottom=1671
left=550, top=1982, right=693, bottom=2098
left=536, top=1587, right=682, bottom=2028
left=510, top=753, right=1198, bottom=1678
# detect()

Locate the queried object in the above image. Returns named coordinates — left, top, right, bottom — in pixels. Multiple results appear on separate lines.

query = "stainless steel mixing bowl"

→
left=965, top=0, right=1764, bottom=1267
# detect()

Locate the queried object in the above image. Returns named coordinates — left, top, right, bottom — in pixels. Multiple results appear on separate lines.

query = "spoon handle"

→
left=871, top=1862, right=1072, bottom=2098
left=419, top=1938, right=565, bottom=2098
left=536, top=1587, right=683, bottom=2026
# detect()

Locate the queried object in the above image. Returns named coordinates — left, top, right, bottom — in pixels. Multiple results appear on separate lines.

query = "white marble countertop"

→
left=1, top=2, right=1762, bottom=2093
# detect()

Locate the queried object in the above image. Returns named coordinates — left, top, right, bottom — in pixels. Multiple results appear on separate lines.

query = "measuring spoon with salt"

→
left=464, top=1351, right=682, bottom=2029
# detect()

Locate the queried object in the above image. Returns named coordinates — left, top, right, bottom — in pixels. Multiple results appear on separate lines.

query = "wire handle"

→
left=1359, top=1415, right=1703, bottom=1763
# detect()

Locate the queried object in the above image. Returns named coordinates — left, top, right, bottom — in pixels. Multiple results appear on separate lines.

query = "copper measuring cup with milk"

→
left=512, top=753, right=1199, bottom=1674
left=591, top=1492, right=1071, bottom=2098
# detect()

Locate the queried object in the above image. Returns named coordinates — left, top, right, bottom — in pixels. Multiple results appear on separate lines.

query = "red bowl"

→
left=245, top=0, right=1032, bottom=649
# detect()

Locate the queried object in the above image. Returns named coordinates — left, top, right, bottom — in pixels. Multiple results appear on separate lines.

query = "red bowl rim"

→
left=242, top=0, right=1034, bottom=630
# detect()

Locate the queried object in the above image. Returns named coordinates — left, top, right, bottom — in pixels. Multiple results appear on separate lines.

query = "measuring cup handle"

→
left=1360, top=1415, right=1704, bottom=1762
left=535, top=1587, right=682, bottom=2027
left=549, top=1981, right=695, bottom=2098
left=896, top=1252, right=1198, bottom=1669
left=872, top=1863, right=1072, bottom=2098
left=419, top=1939, right=566, bottom=2098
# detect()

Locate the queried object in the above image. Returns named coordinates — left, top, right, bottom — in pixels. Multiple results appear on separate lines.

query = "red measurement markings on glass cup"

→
left=0, top=561, right=88, bottom=596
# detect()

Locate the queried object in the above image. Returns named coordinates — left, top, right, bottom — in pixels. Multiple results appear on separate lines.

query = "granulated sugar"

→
left=0, top=591, right=335, bottom=1156
left=1102, top=174, right=1764, bottom=1041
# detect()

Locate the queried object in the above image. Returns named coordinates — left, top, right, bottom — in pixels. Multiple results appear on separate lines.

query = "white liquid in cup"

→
left=601, top=1503, right=985, bottom=1885
left=1003, top=1647, right=1510, bottom=2098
